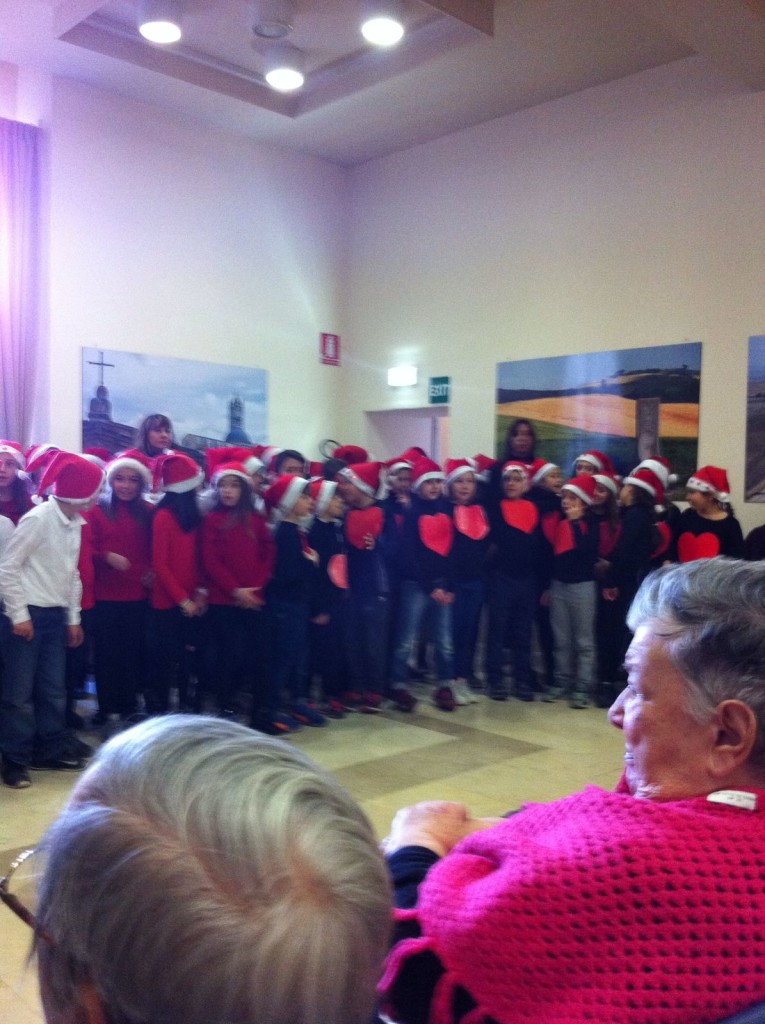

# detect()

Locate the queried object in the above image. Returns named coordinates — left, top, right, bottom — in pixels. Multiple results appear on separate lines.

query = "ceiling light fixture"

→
left=264, top=44, right=305, bottom=91
left=252, top=0, right=296, bottom=40
left=137, top=0, right=183, bottom=44
left=360, top=0, right=405, bottom=47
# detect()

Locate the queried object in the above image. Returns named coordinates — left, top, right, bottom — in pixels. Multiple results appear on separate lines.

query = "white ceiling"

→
left=1, top=0, right=764, bottom=166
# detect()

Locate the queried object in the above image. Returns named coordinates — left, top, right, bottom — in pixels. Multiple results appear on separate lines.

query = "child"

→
left=485, top=461, right=548, bottom=702
left=445, top=458, right=489, bottom=704
left=590, top=471, right=623, bottom=707
left=0, top=452, right=105, bottom=789
left=528, top=458, right=563, bottom=692
left=148, top=453, right=206, bottom=714
left=677, top=465, right=744, bottom=560
left=307, top=478, right=348, bottom=717
left=547, top=475, right=600, bottom=709
left=202, top=460, right=275, bottom=725
left=89, top=450, right=154, bottom=729
left=263, top=473, right=325, bottom=728
left=573, top=450, right=615, bottom=477
left=0, top=440, right=32, bottom=524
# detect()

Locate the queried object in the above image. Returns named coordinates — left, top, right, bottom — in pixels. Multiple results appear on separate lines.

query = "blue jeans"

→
left=391, top=580, right=454, bottom=684
left=0, top=608, right=70, bottom=765
left=345, top=594, right=389, bottom=697
left=452, top=578, right=485, bottom=679
left=266, top=598, right=309, bottom=706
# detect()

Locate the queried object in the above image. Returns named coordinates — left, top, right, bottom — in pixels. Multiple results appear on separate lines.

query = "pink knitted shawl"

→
left=381, top=785, right=765, bottom=1024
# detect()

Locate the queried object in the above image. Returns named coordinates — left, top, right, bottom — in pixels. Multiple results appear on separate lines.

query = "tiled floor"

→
left=0, top=687, right=625, bottom=1022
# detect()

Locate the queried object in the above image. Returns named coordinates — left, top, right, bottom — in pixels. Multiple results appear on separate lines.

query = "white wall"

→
left=342, top=56, right=765, bottom=533
left=47, top=79, right=347, bottom=460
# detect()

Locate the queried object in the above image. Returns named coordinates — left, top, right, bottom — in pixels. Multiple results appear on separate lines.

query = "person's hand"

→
left=311, top=612, right=330, bottom=625
left=13, top=619, right=33, bottom=641
left=233, top=587, right=261, bottom=610
left=382, top=801, right=500, bottom=858
left=363, top=533, right=376, bottom=550
left=430, top=588, right=454, bottom=606
left=539, top=589, right=551, bottom=607
left=181, top=599, right=201, bottom=617
left=602, top=587, right=618, bottom=602
left=303, top=546, right=320, bottom=565
left=67, top=624, right=84, bottom=648
left=105, top=552, right=130, bottom=572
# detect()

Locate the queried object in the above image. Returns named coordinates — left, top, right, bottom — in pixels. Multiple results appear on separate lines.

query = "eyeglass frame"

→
left=0, top=847, right=53, bottom=945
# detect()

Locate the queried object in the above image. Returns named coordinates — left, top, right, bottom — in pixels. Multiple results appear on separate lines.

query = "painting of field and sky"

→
left=496, top=343, right=701, bottom=498
left=746, top=335, right=765, bottom=502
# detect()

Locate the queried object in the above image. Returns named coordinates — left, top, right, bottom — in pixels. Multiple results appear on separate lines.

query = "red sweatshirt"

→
left=89, top=502, right=153, bottom=602
left=151, top=507, right=201, bottom=610
left=201, top=508, right=275, bottom=605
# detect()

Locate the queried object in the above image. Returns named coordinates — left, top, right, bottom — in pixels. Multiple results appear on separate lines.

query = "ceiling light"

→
left=388, top=365, right=418, bottom=387
left=252, top=0, right=295, bottom=40
left=360, top=1, right=405, bottom=47
left=264, top=44, right=305, bottom=92
left=137, top=0, right=182, bottom=44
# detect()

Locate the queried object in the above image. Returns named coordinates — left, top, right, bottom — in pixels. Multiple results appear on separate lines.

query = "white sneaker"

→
left=453, top=680, right=479, bottom=705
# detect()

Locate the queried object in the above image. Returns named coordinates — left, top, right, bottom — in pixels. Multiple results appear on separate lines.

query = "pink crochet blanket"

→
left=381, top=785, right=765, bottom=1024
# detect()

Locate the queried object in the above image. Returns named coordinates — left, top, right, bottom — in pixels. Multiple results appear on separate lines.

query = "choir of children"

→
left=0, top=423, right=758, bottom=789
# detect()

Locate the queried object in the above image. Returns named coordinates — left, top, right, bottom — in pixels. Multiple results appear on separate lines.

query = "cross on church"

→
left=88, top=350, right=115, bottom=387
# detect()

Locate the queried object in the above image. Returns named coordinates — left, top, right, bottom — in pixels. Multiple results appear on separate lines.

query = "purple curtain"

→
left=0, top=117, right=40, bottom=446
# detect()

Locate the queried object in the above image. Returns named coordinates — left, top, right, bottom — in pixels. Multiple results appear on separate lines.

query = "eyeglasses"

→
left=0, top=848, right=52, bottom=945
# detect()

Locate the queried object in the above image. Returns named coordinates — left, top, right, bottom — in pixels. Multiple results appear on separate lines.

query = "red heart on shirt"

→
left=454, top=504, right=489, bottom=541
left=554, top=519, right=576, bottom=556
left=652, top=521, right=672, bottom=559
left=344, top=507, right=383, bottom=550
left=677, top=531, right=720, bottom=562
left=542, top=510, right=562, bottom=547
left=501, top=499, right=539, bottom=534
left=327, top=553, right=348, bottom=589
left=419, top=513, right=454, bottom=557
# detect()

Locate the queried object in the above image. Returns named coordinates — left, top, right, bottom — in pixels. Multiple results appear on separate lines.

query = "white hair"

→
left=35, top=716, right=391, bottom=1024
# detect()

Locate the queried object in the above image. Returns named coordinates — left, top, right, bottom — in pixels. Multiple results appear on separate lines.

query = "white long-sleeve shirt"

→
left=0, top=498, right=84, bottom=625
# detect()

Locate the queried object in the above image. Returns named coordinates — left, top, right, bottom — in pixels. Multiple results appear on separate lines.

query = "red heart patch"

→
left=501, top=499, right=539, bottom=534
left=327, top=553, right=348, bottom=589
left=677, top=531, right=720, bottom=562
left=652, top=521, right=672, bottom=560
left=454, top=504, right=489, bottom=541
left=344, top=507, right=383, bottom=550
left=542, top=510, right=561, bottom=547
left=419, top=513, right=453, bottom=557
left=554, top=519, right=576, bottom=556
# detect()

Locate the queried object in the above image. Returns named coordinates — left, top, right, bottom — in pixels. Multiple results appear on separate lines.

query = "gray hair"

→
left=35, top=716, right=391, bottom=1024
left=627, top=559, right=765, bottom=767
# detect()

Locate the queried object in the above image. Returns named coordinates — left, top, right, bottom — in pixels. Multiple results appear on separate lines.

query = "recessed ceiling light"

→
left=360, top=2, right=405, bottom=46
left=137, top=0, right=182, bottom=44
left=264, top=44, right=305, bottom=92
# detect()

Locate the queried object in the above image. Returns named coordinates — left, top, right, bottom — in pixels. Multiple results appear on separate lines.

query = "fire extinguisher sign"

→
left=320, top=333, right=340, bottom=365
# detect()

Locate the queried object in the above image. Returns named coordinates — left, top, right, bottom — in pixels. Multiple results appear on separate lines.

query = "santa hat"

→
left=309, top=478, right=337, bottom=517
left=37, top=451, right=105, bottom=504
left=333, top=444, right=368, bottom=466
left=307, top=461, right=324, bottom=480
left=107, top=449, right=153, bottom=489
left=339, top=461, right=382, bottom=497
left=472, top=454, right=497, bottom=482
left=211, top=461, right=253, bottom=490
left=561, top=474, right=597, bottom=506
left=412, top=457, right=444, bottom=491
left=25, top=442, right=60, bottom=476
left=593, top=472, right=620, bottom=496
left=633, top=456, right=677, bottom=489
left=154, top=453, right=204, bottom=494
left=260, top=446, right=283, bottom=472
left=0, top=440, right=26, bottom=477
left=501, top=460, right=531, bottom=481
left=386, top=455, right=414, bottom=476
left=206, top=446, right=263, bottom=480
left=574, top=450, right=614, bottom=474
left=264, top=473, right=309, bottom=515
left=686, top=465, right=730, bottom=502
left=444, top=458, right=476, bottom=485
left=623, top=467, right=665, bottom=505
left=529, top=458, right=559, bottom=486
left=83, top=447, right=112, bottom=465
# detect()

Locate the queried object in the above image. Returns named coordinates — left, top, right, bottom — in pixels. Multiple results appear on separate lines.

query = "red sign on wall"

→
left=320, top=333, right=341, bottom=366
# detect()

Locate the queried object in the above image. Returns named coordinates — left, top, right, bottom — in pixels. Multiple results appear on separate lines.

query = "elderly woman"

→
left=380, top=558, right=765, bottom=1024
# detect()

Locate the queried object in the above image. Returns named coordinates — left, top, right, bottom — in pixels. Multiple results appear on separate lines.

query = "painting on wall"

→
left=81, top=347, right=268, bottom=464
left=745, top=335, right=765, bottom=503
left=495, top=342, right=701, bottom=500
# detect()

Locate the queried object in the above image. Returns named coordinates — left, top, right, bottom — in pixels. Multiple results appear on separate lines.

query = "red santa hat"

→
left=412, top=457, right=445, bottom=491
left=623, top=467, right=665, bottom=505
left=153, top=453, right=204, bottom=494
left=501, top=460, right=531, bottom=481
left=472, top=454, right=497, bottom=482
left=25, top=442, right=60, bottom=476
left=0, top=440, right=26, bottom=477
left=386, top=455, right=414, bottom=476
left=206, top=446, right=263, bottom=480
left=561, top=474, right=597, bottom=506
left=264, top=473, right=309, bottom=515
left=307, top=461, right=324, bottom=480
left=211, top=461, right=254, bottom=490
left=444, top=458, right=476, bottom=485
left=529, top=458, right=559, bottom=486
left=633, top=456, right=677, bottom=489
left=339, top=461, right=382, bottom=497
left=309, top=478, right=338, bottom=517
left=37, top=451, right=105, bottom=504
left=574, top=450, right=614, bottom=474
left=83, top=447, right=112, bottom=466
left=686, top=465, right=730, bottom=502
left=593, top=471, right=620, bottom=496
left=260, top=446, right=283, bottom=472
left=333, top=444, right=368, bottom=466
left=107, top=449, right=153, bottom=490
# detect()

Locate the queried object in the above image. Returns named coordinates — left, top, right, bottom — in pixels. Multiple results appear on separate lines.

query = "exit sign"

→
left=429, top=376, right=450, bottom=404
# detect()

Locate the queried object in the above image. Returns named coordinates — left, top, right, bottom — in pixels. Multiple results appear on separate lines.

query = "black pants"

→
left=93, top=600, right=148, bottom=716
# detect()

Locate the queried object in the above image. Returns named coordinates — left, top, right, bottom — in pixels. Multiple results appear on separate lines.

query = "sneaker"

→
left=570, top=692, right=589, bottom=710
left=489, top=684, right=509, bottom=701
left=390, top=687, right=417, bottom=713
left=321, top=699, right=346, bottom=719
left=359, top=692, right=383, bottom=714
left=434, top=685, right=456, bottom=711
left=341, top=691, right=363, bottom=712
left=2, top=759, right=31, bottom=789
left=291, top=702, right=327, bottom=727
left=542, top=687, right=564, bottom=703
left=71, top=736, right=95, bottom=759
left=452, top=680, right=478, bottom=706
left=29, top=754, right=84, bottom=772
left=515, top=686, right=535, bottom=703
left=251, top=712, right=302, bottom=735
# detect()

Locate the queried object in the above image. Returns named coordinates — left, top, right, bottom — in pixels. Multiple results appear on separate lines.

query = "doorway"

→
left=365, top=407, right=449, bottom=463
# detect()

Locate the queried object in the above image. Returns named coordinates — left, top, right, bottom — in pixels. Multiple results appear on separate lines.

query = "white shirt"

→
left=0, top=498, right=84, bottom=625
